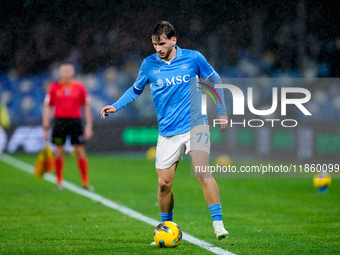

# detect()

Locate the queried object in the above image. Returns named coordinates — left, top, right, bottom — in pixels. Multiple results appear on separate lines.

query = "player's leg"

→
left=151, top=136, right=183, bottom=246
left=151, top=168, right=177, bottom=248
left=51, top=118, right=66, bottom=189
left=190, top=150, right=229, bottom=239
left=155, top=135, right=184, bottom=222
left=55, top=145, right=65, bottom=189
left=187, top=125, right=229, bottom=239
left=190, top=150, right=220, bottom=205
left=74, top=145, right=91, bottom=189
left=156, top=161, right=178, bottom=221
left=71, top=119, right=92, bottom=190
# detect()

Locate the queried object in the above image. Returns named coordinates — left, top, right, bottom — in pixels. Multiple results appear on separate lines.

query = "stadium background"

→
left=0, top=0, right=339, bottom=162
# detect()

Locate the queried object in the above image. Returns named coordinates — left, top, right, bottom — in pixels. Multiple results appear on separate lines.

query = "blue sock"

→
left=208, top=203, right=223, bottom=221
left=160, top=211, right=173, bottom=222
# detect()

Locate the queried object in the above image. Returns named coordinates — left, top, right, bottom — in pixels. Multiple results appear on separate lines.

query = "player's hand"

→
left=217, top=114, right=228, bottom=132
left=100, top=105, right=117, bottom=119
left=43, top=129, right=49, bottom=141
left=84, top=126, right=93, bottom=140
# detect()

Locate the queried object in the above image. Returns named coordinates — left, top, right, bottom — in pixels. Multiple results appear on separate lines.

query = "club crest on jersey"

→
left=181, top=64, right=188, bottom=71
left=157, top=78, right=164, bottom=87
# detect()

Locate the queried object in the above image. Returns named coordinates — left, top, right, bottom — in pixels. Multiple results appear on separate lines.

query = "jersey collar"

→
left=175, top=45, right=182, bottom=58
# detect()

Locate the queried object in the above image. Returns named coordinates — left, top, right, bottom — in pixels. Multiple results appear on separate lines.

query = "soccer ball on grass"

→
left=313, top=173, right=331, bottom=193
left=146, top=146, right=157, bottom=161
left=216, top=154, right=232, bottom=167
left=153, top=221, right=182, bottom=248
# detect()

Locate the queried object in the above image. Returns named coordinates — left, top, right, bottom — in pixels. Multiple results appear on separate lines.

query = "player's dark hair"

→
left=60, top=61, right=74, bottom=67
left=152, top=21, right=176, bottom=40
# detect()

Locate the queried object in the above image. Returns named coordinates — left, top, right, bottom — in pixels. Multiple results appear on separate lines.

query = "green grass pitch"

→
left=0, top=153, right=339, bottom=254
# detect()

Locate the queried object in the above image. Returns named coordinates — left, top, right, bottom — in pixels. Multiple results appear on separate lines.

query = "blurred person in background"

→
left=0, top=102, right=11, bottom=156
left=0, top=125, right=5, bottom=156
left=43, top=62, right=94, bottom=191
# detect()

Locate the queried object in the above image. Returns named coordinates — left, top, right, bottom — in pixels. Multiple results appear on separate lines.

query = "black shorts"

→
left=52, top=118, right=85, bottom=145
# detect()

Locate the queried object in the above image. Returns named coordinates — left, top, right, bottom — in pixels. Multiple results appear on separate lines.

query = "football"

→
left=153, top=221, right=182, bottom=248
left=216, top=155, right=232, bottom=167
left=313, top=173, right=332, bottom=189
left=146, top=146, right=157, bottom=161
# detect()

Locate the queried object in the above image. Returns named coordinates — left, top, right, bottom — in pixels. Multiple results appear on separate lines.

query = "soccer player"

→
left=43, top=63, right=94, bottom=191
left=100, top=21, right=229, bottom=240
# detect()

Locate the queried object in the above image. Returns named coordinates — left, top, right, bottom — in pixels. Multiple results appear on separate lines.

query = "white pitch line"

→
left=0, top=154, right=236, bottom=255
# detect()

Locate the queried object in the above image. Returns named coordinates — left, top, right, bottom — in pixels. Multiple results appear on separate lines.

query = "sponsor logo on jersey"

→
left=164, top=75, right=190, bottom=86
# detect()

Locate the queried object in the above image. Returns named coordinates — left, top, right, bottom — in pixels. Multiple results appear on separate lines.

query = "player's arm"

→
left=216, top=113, right=228, bottom=132
left=42, top=104, right=51, bottom=139
left=101, top=60, right=148, bottom=119
left=100, top=105, right=116, bottom=119
left=196, top=52, right=228, bottom=132
left=100, top=85, right=143, bottom=119
left=81, top=86, right=93, bottom=140
left=207, top=72, right=228, bottom=132
left=42, top=87, right=53, bottom=140
left=83, top=104, right=93, bottom=140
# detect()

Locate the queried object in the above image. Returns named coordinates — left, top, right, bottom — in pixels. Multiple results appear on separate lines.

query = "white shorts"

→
left=156, top=125, right=210, bottom=169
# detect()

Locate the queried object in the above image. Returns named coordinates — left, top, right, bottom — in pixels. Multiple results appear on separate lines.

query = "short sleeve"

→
left=80, top=83, right=89, bottom=105
left=196, top=51, right=216, bottom=80
left=44, top=84, right=54, bottom=105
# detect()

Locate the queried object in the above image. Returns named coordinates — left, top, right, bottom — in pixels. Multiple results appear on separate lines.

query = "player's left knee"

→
left=197, top=176, right=214, bottom=185
left=74, top=146, right=86, bottom=158
left=158, top=179, right=172, bottom=194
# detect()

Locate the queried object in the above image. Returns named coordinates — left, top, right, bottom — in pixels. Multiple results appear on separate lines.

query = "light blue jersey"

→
left=113, top=46, right=226, bottom=136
